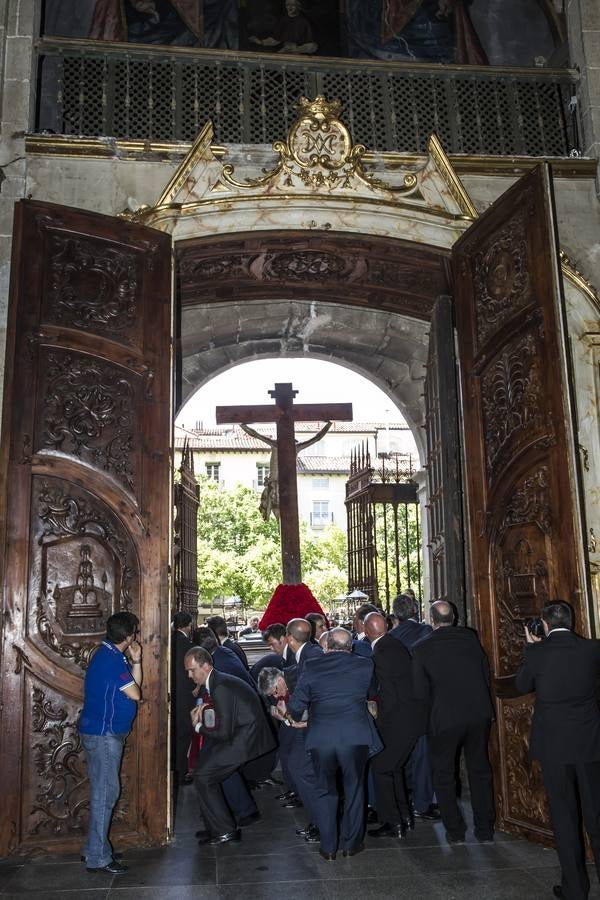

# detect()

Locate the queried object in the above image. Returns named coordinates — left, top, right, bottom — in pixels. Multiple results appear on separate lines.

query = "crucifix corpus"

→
left=216, top=383, right=353, bottom=585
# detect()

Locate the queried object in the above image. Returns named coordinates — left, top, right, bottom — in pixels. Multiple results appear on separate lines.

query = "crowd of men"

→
left=80, top=596, right=600, bottom=900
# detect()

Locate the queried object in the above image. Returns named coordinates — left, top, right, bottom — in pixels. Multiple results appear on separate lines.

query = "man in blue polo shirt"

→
left=80, top=611, right=143, bottom=875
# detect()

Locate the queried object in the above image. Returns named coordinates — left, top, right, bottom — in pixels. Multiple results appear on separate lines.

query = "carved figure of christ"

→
left=216, top=383, right=353, bottom=585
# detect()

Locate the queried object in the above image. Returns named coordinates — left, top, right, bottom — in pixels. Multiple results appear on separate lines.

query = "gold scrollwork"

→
left=220, top=95, right=420, bottom=196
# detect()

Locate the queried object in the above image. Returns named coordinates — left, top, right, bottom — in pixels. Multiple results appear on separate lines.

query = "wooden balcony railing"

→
left=36, top=37, right=580, bottom=157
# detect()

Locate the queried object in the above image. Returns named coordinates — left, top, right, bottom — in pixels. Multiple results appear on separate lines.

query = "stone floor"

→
left=1, top=780, right=599, bottom=900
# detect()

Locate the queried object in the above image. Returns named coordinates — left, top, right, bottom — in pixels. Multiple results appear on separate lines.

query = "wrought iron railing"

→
left=36, top=38, right=580, bottom=156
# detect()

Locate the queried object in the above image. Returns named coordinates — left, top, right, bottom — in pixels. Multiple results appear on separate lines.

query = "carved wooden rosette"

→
left=453, top=165, right=588, bottom=843
left=0, top=202, right=171, bottom=855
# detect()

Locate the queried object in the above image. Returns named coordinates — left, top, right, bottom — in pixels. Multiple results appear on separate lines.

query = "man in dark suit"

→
left=286, top=627, right=382, bottom=860
left=170, top=611, right=194, bottom=787
left=194, top=626, right=255, bottom=687
left=352, top=602, right=378, bottom=657
left=412, top=600, right=495, bottom=844
left=258, top=665, right=321, bottom=842
left=207, top=615, right=249, bottom=670
left=185, top=646, right=276, bottom=845
left=516, top=601, right=600, bottom=900
left=286, top=618, right=323, bottom=672
left=389, top=593, right=437, bottom=819
left=364, top=611, right=427, bottom=838
left=263, top=622, right=295, bottom=668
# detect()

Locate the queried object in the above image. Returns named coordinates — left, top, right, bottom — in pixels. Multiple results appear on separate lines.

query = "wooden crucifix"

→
left=216, top=383, right=352, bottom=585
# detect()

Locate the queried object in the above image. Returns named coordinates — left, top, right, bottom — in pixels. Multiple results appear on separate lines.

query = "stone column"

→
left=566, top=0, right=600, bottom=170
left=0, top=0, right=36, bottom=414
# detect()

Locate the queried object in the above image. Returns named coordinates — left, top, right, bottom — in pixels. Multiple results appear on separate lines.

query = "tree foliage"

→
left=197, top=477, right=348, bottom=610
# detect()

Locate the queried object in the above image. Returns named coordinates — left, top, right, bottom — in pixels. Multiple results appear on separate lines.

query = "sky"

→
left=176, top=358, right=405, bottom=429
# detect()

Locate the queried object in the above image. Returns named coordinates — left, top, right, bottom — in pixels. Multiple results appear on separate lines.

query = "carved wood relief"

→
left=472, top=205, right=532, bottom=351
left=499, top=699, right=549, bottom=831
left=176, top=231, right=448, bottom=320
left=29, top=476, right=139, bottom=672
left=481, top=329, right=545, bottom=480
left=21, top=673, right=136, bottom=841
left=41, top=229, right=143, bottom=347
left=36, top=350, right=139, bottom=495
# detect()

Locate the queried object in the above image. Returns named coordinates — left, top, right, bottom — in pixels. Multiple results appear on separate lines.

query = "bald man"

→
left=412, top=601, right=495, bottom=845
left=364, top=612, right=427, bottom=838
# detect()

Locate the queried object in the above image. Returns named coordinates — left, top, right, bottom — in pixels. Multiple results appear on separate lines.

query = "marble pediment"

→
left=139, top=95, right=476, bottom=228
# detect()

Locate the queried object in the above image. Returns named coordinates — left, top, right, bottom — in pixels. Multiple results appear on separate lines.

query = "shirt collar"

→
left=205, top=670, right=213, bottom=694
left=371, top=634, right=385, bottom=649
left=547, top=628, right=571, bottom=635
left=295, top=644, right=305, bottom=664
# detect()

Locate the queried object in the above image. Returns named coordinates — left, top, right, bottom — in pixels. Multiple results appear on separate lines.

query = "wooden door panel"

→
left=424, top=295, right=466, bottom=618
left=0, top=201, right=171, bottom=855
left=453, top=165, right=589, bottom=841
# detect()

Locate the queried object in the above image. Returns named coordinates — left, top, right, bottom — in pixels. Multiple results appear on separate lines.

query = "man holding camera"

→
left=517, top=601, right=600, bottom=900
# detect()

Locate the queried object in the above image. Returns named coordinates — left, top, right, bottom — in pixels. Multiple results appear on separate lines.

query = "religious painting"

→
left=41, top=0, right=566, bottom=66
left=241, top=0, right=341, bottom=58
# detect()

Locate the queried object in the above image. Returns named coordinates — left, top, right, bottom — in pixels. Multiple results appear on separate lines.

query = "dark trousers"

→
left=541, top=760, right=600, bottom=900
left=428, top=719, right=495, bottom=840
left=371, top=728, right=419, bottom=824
left=194, top=755, right=239, bottom=836
left=286, top=728, right=319, bottom=823
left=310, top=744, right=370, bottom=854
left=406, top=734, right=435, bottom=813
left=223, top=771, right=257, bottom=821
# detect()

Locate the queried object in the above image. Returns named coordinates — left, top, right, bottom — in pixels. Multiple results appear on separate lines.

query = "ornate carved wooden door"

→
left=423, top=295, right=466, bottom=621
left=0, top=201, right=172, bottom=855
left=452, top=165, right=590, bottom=842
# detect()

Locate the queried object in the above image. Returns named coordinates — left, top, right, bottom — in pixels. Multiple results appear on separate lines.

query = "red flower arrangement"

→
left=259, top=583, right=326, bottom=629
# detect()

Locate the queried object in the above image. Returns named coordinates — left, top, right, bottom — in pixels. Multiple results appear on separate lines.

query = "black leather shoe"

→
left=414, top=805, right=440, bottom=821
left=282, top=798, right=303, bottom=808
left=296, top=824, right=317, bottom=838
left=342, top=843, right=364, bottom=857
left=552, top=887, right=565, bottom=900
left=86, top=859, right=127, bottom=875
left=475, top=832, right=494, bottom=843
left=238, top=811, right=261, bottom=827
left=209, top=830, right=241, bottom=845
left=304, top=827, right=320, bottom=844
left=319, top=849, right=336, bottom=861
left=366, top=806, right=378, bottom=824
left=276, top=790, right=296, bottom=801
left=368, top=822, right=406, bottom=838
left=446, top=833, right=466, bottom=845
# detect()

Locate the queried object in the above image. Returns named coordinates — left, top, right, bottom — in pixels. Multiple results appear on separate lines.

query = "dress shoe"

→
left=276, top=790, right=296, bottom=801
left=552, top=887, right=565, bottom=899
left=366, top=806, right=378, bottom=824
left=342, top=843, right=364, bottom=857
left=413, top=805, right=440, bottom=821
left=296, top=824, right=318, bottom=839
left=474, top=831, right=494, bottom=843
left=304, top=828, right=320, bottom=844
left=446, top=833, right=466, bottom=845
left=81, top=852, right=123, bottom=863
left=209, top=830, right=241, bottom=845
left=368, top=822, right=406, bottom=839
left=238, top=811, right=261, bottom=827
left=282, top=798, right=303, bottom=808
left=86, top=859, right=127, bottom=875
left=319, top=849, right=336, bottom=861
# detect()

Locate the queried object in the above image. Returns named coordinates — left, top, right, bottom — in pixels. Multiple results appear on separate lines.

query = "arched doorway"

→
left=0, top=99, right=593, bottom=857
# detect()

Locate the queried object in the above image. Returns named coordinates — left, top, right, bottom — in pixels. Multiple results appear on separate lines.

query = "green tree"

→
left=197, top=477, right=349, bottom=610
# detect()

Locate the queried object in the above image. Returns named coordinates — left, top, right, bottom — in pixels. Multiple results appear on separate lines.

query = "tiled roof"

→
left=174, top=421, right=408, bottom=450
left=297, top=456, right=350, bottom=474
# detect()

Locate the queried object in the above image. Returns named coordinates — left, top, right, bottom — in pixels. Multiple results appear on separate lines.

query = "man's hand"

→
left=271, top=705, right=286, bottom=721
left=290, top=720, right=307, bottom=729
left=127, top=640, right=142, bottom=663
left=191, top=704, right=208, bottom=728
left=276, top=699, right=288, bottom=718
left=524, top=626, right=542, bottom=644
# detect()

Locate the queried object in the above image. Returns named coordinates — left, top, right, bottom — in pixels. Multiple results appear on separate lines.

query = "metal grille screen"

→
left=39, top=43, right=577, bottom=157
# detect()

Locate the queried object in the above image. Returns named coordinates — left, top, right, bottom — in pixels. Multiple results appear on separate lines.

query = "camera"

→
left=526, top=617, right=545, bottom=640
